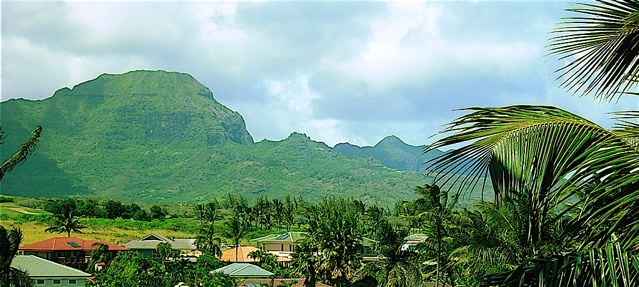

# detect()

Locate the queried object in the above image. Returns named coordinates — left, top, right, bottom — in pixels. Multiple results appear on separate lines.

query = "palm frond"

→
left=426, top=105, right=639, bottom=249
left=426, top=105, right=611, bottom=204
left=549, top=0, right=639, bottom=101
left=612, top=110, right=639, bottom=148
left=0, top=126, right=42, bottom=181
left=481, top=243, right=639, bottom=287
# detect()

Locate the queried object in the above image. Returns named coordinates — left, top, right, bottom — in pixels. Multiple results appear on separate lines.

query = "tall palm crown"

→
left=425, top=0, right=639, bottom=285
left=44, top=199, right=85, bottom=237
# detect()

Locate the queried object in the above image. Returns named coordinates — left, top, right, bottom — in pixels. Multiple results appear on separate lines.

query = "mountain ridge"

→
left=0, top=70, right=455, bottom=205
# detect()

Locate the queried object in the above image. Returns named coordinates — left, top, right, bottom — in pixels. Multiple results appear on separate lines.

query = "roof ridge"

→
left=17, top=255, right=91, bottom=276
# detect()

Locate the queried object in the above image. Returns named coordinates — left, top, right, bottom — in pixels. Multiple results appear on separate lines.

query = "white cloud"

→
left=2, top=0, right=630, bottom=148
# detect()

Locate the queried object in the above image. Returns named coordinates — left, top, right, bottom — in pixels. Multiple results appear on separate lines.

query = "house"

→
left=401, top=233, right=428, bottom=252
left=220, top=246, right=261, bottom=263
left=212, top=263, right=274, bottom=278
left=252, top=232, right=305, bottom=254
left=239, top=278, right=332, bottom=287
left=251, top=232, right=379, bottom=262
left=361, top=237, right=380, bottom=261
left=11, top=255, right=91, bottom=287
left=251, top=232, right=306, bottom=264
left=124, top=233, right=196, bottom=259
left=19, top=237, right=128, bottom=270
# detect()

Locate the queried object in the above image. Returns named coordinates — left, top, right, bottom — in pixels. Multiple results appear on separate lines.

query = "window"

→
left=53, top=279, right=61, bottom=284
left=35, top=280, right=44, bottom=285
left=69, top=279, right=77, bottom=284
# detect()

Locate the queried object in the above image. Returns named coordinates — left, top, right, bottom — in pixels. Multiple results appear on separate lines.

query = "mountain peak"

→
left=65, top=70, right=217, bottom=102
left=375, top=135, right=407, bottom=147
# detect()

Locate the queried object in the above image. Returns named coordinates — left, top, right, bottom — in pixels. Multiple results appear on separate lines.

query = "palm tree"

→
left=375, top=221, right=422, bottom=287
left=425, top=1, right=639, bottom=285
left=44, top=198, right=85, bottom=237
left=156, top=242, right=176, bottom=263
left=86, top=243, right=113, bottom=273
left=0, top=125, right=42, bottom=181
left=247, top=249, right=263, bottom=263
left=414, top=184, right=458, bottom=287
left=306, top=198, right=364, bottom=287
left=291, top=238, right=319, bottom=287
left=0, top=226, right=33, bottom=287
left=194, top=200, right=223, bottom=257
left=222, top=211, right=249, bottom=262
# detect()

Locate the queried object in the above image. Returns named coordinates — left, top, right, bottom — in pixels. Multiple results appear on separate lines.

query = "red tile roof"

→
left=19, top=237, right=129, bottom=252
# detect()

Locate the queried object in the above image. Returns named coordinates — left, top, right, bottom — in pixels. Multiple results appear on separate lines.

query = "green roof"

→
left=124, top=233, right=196, bottom=250
left=404, top=234, right=428, bottom=242
left=362, top=237, right=378, bottom=247
left=251, top=232, right=307, bottom=243
left=11, top=255, right=91, bottom=278
left=212, top=263, right=274, bottom=278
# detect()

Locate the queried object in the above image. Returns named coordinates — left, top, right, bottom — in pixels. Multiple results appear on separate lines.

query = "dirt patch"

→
left=7, top=207, right=38, bottom=215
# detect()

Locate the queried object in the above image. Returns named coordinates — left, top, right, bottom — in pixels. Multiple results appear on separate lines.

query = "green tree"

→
left=44, top=198, right=85, bottom=237
left=375, top=219, right=422, bottom=287
left=256, top=196, right=274, bottom=230
left=156, top=242, right=178, bottom=264
left=272, top=198, right=284, bottom=230
left=0, top=125, right=42, bottom=181
left=194, top=200, right=222, bottom=257
left=0, top=226, right=33, bottom=287
left=305, top=198, right=364, bottom=287
left=284, top=194, right=295, bottom=232
left=193, top=254, right=225, bottom=286
left=90, top=252, right=167, bottom=287
left=222, top=209, right=249, bottom=262
left=150, top=205, right=167, bottom=220
left=104, top=200, right=124, bottom=220
left=291, top=238, right=319, bottom=287
left=414, top=184, right=458, bottom=287
left=86, top=243, right=114, bottom=273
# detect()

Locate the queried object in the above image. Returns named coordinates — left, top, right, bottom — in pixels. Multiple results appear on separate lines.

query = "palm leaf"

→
left=481, top=243, right=639, bottom=287
left=0, top=126, right=42, bottom=181
left=425, top=105, right=639, bottom=248
left=612, top=111, right=639, bottom=147
left=426, top=105, right=611, bottom=203
left=549, top=0, right=639, bottom=101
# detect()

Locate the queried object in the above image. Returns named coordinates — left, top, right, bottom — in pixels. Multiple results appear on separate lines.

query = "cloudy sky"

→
left=2, top=1, right=637, bottom=147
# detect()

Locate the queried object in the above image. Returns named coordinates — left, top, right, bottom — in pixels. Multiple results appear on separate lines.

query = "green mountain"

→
left=1, top=70, right=431, bottom=205
left=332, top=135, right=444, bottom=172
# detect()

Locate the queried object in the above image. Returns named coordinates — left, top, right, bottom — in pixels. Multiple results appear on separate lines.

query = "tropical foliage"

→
left=425, top=0, right=639, bottom=285
left=0, top=226, right=32, bottom=287
left=194, top=200, right=223, bottom=257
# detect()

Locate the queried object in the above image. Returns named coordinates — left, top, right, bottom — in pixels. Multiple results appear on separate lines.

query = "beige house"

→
left=252, top=232, right=305, bottom=254
left=124, top=234, right=196, bottom=259
left=251, top=232, right=379, bottom=262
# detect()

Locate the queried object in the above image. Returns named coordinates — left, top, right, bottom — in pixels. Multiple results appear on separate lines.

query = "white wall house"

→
left=11, top=255, right=91, bottom=287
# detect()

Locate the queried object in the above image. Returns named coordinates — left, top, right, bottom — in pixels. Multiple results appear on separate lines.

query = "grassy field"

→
left=0, top=196, right=298, bottom=247
left=0, top=199, right=197, bottom=245
left=0, top=220, right=196, bottom=245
